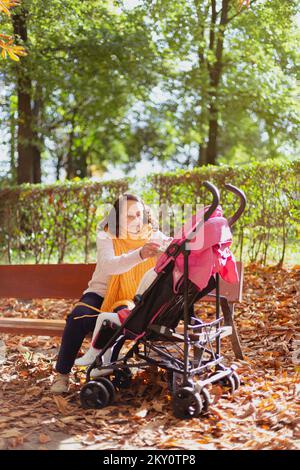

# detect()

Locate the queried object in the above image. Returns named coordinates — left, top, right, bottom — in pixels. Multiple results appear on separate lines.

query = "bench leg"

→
left=220, top=299, right=244, bottom=360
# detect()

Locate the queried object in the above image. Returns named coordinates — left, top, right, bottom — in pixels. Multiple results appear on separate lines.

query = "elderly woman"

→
left=51, top=193, right=169, bottom=393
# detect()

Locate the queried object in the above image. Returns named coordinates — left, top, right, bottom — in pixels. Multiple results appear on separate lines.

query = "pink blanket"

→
left=155, top=205, right=239, bottom=292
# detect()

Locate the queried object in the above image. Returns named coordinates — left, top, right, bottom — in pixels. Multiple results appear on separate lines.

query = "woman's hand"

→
left=140, top=242, right=162, bottom=260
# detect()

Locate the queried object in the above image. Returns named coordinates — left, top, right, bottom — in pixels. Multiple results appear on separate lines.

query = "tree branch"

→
left=226, top=0, right=259, bottom=24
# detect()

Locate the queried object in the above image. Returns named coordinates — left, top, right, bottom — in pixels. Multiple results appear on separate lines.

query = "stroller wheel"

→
left=199, top=387, right=211, bottom=413
left=167, top=371, right=193, bottom=393
left=166, top=371, right=183, bottom=393
left=231, top=371, right=240, bottom=391
left=166, top=371, right=173, bottom=392
left=219, top=375, right=237, bottom=394
left=172, top=387, right=202, bottom=419
left=80, top=381, right=109, bottom=409
left=112, top=368, right=132, bottom=390
left=95, top=377, right=116, bottom=404
left=209, top=368, right=240, bottom=394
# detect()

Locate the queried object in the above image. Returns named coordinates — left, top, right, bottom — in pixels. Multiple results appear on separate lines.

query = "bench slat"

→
left=0, top=318, right=233, bottom=339
left=0, top=263, right=96, bottom=299
left=0, top=318, right=65, bottom=336
left=0, top=262, right=243, bottom=302
left=0, top=262, right=243, bottom=350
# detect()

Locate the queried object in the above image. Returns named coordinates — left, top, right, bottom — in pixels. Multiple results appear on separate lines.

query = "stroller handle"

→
left=224, top=183, right=247, bottom=227
left=184, top=181, right=220, bottom=243
left=165, top=180, right=220, bottom=254
left=202, top=181, right=220, bottom=221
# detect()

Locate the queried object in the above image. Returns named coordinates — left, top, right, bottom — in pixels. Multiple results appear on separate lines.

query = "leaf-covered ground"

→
left=0, top=264, right=299, bottom=450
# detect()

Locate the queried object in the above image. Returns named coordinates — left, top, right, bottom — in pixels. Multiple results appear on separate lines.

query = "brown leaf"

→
left=211, top=385, right=223, bottom=404
left=1, top=266, right=299, bottom=450
left=0, top=438, right=8, bottom=450
left=81, top=431, right=96, bottom=445
left=152, top=401, right=164, bottom=413
left=53, top=395, right=72, bottom=415
left=238, top=403, right=256, bottom=419
left=39, top=433, right=51, bottom=444
left=0, top=429, right=23, bottom=439
left=8, top=436, right=24, bottom=448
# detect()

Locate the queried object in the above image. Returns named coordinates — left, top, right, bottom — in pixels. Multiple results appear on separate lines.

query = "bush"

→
left=142, top=159, right=300, bottom=266
left=0, top=159, right=299, bottom=265
left=0, top=178, right=130, bottom=264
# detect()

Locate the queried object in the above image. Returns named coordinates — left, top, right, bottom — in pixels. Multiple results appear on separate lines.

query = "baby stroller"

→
left=80, top=181, right=246, bottom=419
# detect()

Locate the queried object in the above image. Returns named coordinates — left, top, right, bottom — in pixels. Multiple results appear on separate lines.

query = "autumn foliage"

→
left=0, top=0, right=27, bottom=60
left=0, top=264, right=299, bottom=449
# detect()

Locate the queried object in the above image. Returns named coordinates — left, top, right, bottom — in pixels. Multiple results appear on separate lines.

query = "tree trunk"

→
left=32, top=86, right=43, bottom=183
left=65, top=111, right=76, bottom=179
left=74, top=149, right=88, bottom=178
left=32, top=146, right=41, bottom=183
left=66, top=131, right=75, bottom=179
left=12, top=9, right=42, bottom=184
left=65, top=110, right=88, bottom=179
left=194, top=0, right=210, bottom=167
left=206, top=103, right=219, bottom=165
left=197, top=144, right=206, bottom=166
left=203, top=0, right=230, bottom=166
left=12, top=9, right=33, bottom=184
left=56, top=151, right=64, bottom=180
left=9, top=98, right=17, bottom=183
left=67, top=150, right=88, bottom=179
left=15, top=70, right=35, bottom=184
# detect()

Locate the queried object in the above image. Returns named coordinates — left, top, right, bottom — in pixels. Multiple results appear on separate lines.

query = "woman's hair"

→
left=97, top=193, right=158, bottom=238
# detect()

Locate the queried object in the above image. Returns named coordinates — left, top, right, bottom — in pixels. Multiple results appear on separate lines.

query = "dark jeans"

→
left=55, top=292, right=104, bottom=374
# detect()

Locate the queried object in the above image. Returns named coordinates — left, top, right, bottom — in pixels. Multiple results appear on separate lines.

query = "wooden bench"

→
left=0, top=262, right=244, bottom=359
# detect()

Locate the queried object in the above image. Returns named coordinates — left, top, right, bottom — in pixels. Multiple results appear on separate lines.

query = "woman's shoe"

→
left=50, top=373, right=69, bottom=394
left=75, top=347, right=100, bottom=366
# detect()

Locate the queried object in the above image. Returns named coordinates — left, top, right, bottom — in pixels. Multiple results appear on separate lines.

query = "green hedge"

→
left=0, top=179, right=130, bottom=264
left=142, top=159, right=300, bottom=266
left=0, top=159, right=299, bottom=265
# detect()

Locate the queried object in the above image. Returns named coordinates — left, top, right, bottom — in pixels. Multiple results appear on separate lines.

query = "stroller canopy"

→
left=155, top=205, right=239, bottom=292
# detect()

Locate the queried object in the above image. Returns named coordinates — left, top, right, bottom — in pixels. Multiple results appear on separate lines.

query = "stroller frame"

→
left=80, top=181, right=246, bottom=419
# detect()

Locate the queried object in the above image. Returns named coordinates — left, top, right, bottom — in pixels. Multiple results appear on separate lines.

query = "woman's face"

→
left=120, top=200, right=144, bottom=235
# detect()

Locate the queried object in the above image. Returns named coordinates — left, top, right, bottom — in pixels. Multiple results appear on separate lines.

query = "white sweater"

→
left=83, top=229, right=170, bottom=298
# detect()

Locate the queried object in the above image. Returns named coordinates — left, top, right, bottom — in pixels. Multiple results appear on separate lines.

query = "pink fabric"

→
left=155, top=205, right=239, bottom=292
left=117, top=307, right=131, bottom=324
left=117, top=205, right=239, bottom=321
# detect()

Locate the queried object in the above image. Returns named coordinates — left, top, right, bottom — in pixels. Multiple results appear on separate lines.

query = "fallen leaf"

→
left=134, top=407, right=148, bottom=419
left=0, top=438, right=7, bottom=450
left=39, top=433, right=51, bottom=444
left=0, top=429, right=23, bottom=439
left=53, top=395, right=72, bottom=415
left=238, top=403, right=256, bottom=419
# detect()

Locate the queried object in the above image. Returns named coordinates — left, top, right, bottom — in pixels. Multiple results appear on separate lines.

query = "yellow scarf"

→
left=100, top=224, right=156, bottom=312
